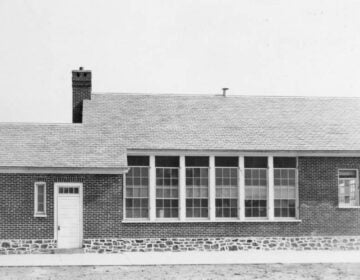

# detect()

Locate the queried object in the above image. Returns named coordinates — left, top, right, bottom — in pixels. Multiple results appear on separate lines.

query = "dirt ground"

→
left=0, top=264, right=359, bottom=280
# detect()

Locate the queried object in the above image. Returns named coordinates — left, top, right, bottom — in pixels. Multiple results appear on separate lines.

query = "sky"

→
left=0, top=0, right=360, bottom=123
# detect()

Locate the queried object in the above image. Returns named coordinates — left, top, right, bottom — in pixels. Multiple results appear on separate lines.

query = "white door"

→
left=55, top=183, right=83, bottom=249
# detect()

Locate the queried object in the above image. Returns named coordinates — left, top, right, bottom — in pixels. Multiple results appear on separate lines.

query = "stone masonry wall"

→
left=0, top=239, right=56, bottom=254
left=84, top=236, right=360, bottom=253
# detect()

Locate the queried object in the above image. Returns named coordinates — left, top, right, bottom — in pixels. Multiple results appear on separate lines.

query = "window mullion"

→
left=296, top=168, right=300, bottom=219
left=209, top=156, right=216, bottom=221
left=149, top=155, right=156, bottom=221
left=268, top=156, right=274, bottom=220
left=239, top=156, right=245, bottom=220
left=179, top=155, right=186, bottom=221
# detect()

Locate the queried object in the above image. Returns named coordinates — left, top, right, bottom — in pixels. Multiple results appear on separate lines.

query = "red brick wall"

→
left=1, top=157, right=360, bottom=240
left=0, top=174, right=122, bottom=239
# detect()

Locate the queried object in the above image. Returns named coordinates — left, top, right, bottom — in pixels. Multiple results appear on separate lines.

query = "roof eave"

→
left=0, top=166, right=129, bottom=174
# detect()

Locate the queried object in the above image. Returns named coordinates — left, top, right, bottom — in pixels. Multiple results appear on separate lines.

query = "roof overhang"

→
left=0, top=166, right=129, bottom=174
left=127, top=149, right=360, bottom=157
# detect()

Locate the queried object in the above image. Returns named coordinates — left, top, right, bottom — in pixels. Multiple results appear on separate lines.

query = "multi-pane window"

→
left=245, top=157, right=268, bottom=218
left=34, top=182, right=46, bottom=216
left=59, top=187, right=79, bottom=194
left=215, top=157, right=238, bottom=218
left=125, top=156, right=149, bottom=219
left=274, top=157, right=297, bottom=218
left=338, top=170, right=359, bottom=207
left=125, top=154, right=302, bottom=221
left=156, top=156, right=179, bottom=218
left=186, top=157, right=209, bottom=218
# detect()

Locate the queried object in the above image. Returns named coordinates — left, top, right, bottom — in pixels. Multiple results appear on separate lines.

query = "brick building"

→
left=0, top=68, right=359, bottom=254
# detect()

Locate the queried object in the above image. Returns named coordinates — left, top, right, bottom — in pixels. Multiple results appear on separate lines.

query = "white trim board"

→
left=127, top=149, right=360, bottom=157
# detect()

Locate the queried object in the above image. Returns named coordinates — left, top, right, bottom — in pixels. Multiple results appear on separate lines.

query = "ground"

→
left=0, top=264, right=359, bottom=280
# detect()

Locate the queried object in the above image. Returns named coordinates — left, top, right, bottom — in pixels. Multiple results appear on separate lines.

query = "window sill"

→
left=34, top=213, right=47, bottom=218
left=337, top=206, right=360, bottom=209
left=122, top=219, right=302, bottom=223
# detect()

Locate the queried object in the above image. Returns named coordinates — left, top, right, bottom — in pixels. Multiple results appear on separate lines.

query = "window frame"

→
left=338, top=169, right=360, bottom=208
left=244, top=167, right=268, bottom=220
left=155, top=166, right=180, bottom=219
left=273, top=167, right=298, bottom=220
left=215, top=166, right=239, bottom=219
left=185, top=166, right=209, bottom=219
left=34, top=182, right=47, bottom=217
left=123, top=154, right=301, bottom=223
left=124, top=165, right=150, bottom=220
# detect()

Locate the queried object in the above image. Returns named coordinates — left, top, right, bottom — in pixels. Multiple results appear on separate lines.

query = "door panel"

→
left=56, top=185, right=82, bottom=249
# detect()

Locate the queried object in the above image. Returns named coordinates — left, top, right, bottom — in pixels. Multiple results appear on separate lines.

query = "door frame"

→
left=54, top=182, right=83, bottom=248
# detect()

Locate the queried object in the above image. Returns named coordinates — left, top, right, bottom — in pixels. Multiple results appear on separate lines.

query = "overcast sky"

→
left=0, top=0, right=360, bottom=123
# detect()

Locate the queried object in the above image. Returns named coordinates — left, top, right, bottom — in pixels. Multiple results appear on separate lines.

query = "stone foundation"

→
left=84, top=236, right=360, bottom=253
left=0, top=239, right=57, bottom=254
left=2, top=236, right=359, bottom=254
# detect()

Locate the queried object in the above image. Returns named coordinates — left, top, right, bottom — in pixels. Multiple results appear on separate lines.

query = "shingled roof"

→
left=1, top=93, right=360, bottom=169
left=83, top=93, right=360, bottom=152
left=0, top=123, right=127, bottom=168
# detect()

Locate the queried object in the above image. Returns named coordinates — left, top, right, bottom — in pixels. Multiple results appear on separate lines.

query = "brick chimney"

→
left=72, top=67, right=91, bottom=123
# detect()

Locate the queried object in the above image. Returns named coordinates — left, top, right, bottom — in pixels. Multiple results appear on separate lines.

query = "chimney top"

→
left=72, top=68, right=92, bottom=123
left=222, top=88, right=229, bottom=97
left=72, top=67, right=91, bottom=81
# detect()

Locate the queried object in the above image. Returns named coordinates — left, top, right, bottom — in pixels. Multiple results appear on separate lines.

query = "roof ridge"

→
left=92, top=92, right=360, bottom=99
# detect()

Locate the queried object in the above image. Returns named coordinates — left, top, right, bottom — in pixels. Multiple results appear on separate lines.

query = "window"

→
left=59, top=187, right=79, bottom=194
left=274, top=157, right=297, bottom=218
left=338, top=170, right=359, bottom=207
left=124, top=154, right=301, bottom=222
left=215, top=157, right=238, bottom=218
left=125, top=156, right=149, bottom=219
left=245, top=157, right=267, bottom=218
left=34, top=182, right=46, bottom=217
left=156, top=156, right=179, bottom=218
left=186, top=157, right=209, bottom=218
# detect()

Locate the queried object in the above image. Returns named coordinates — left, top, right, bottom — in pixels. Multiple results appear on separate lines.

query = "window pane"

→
left=185, top=156, right=209, bottom=167
left=125, top=167, right=149, bottom=219
left=274, top=168, right=297, bottom=218
left=339, top=170, right=357, bottom=178
left=245, top=168, right=267, bottom=217
left=274, top=199, right=296, bottom=218
left=156, top=156, right=179, bottom=167
left=156, top=167, right=179, bottom=218
left=37, top=202, right=44, bottom=213
left=274, top=157, right=297, bottom=168
left=186, top=167, right=209, bottom=218
left=338, top=170, right=359, bottom=207
left=215, top=167, right=238, bottom=218
left=244, top=157, right=267, bottom=168
left=36, top=183, right=45, bottom=214
left=215, top=157, right=238, bottom=167
left=128, top=156, right=149, bottom=166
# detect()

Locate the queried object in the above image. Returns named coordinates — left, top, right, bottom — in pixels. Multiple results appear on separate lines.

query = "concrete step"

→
left=48, top=248, right=85, bottom=254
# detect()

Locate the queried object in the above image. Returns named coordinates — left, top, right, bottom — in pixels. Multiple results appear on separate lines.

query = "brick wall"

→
left=1, top=157, right=360, bottom=241
left=0, top=174, right=122, bottom=239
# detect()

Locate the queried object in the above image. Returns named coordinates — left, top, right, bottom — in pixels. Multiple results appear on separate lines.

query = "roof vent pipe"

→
left=222, top=88, right=229, bottom=97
